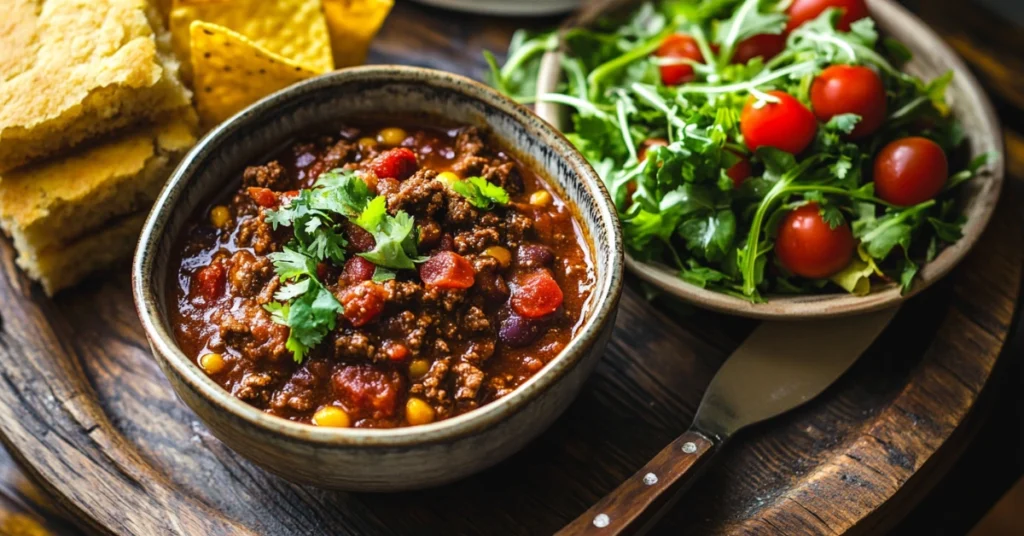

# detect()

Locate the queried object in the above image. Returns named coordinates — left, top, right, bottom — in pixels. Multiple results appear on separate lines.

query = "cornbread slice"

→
left=0, top=110, right=196, bottom=260
left=17, top=212, right=148, bottom=295
left=0, top=0, right=192, bottom=172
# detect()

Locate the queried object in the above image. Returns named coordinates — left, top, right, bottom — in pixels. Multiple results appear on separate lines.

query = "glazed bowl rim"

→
left=132, top=65, right=624, bottom=448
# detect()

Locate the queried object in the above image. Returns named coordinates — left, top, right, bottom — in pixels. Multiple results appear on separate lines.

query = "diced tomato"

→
left=247, top=187, right=277, bottom=208
left=343, top=221, right=376, bottom=253
left=332, top=365, right=402, bottom=418
left=341, top=256, right=376, bottom=285
left=419, top=251, right=475, bottom=289
left=370, top=148, right=418, bottom=181
left=726, top=153, right=752, bottom=188
left=385, top=342, right=409, bottom=362
left=194, top=263, right=225, bottom=301
left=338, top=281, right=387, bottom=327
left=511, top=271, right=564, bottom=319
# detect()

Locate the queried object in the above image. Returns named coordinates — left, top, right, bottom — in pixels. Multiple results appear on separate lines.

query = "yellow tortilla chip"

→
left=323, top=0, right=394, bottom=67
left=170, top=0, right=334, bottom=80
left=191, top=21, right=318, bottom=126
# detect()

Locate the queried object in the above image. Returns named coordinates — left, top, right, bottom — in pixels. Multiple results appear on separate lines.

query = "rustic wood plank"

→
left=0, top=2, right=1019, bottom=535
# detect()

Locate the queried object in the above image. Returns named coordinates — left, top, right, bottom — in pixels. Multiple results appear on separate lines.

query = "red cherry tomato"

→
left=338, top=281, right=387, bottom=327
left=740, top=91, right=818, bottom=154
left=370, top=147, right=418, bottom=181
left=194, top=262, right=225, bottom=301
left=873, top=137, right=948, bottom=206
left=247, top=187, right=277, bottom=208
left=655, top=34, right=703, bottom=86
left=511, top=271, right=564, bottom=318
left=420, top=251, right=476, bottom=289
left=726, top=153, right=752, bottom=188
left=775, top=203, right=856, bottom=279
left=786, top=0, right=869, bottom=32
left=810, top=65, right=886, bottom=139
left=638, top=138, right=669, bottom=162
left=732, top=34, right=786, bottom=64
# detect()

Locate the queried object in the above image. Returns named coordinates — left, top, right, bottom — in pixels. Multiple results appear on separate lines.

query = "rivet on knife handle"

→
left=556, top=430, right=716, bottom=536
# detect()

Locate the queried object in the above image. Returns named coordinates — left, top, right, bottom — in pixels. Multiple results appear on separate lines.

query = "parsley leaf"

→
left=450, top=177, right=511, bottom=209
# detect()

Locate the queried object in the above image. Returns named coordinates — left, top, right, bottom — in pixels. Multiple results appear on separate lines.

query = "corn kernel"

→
left=483, top=246, right=512, bottom=268
left=529, top=190, right=553, bottom=207
left=357, top=137, right=377, bottom=150
left=409, top=358, right=431, bottom=379
left=312, top=406, right=351, bottom=428
left=199, top=353, right=227, bottom=375
left=436, top=171, right=460, bottom=187
left=209, top=205, right=231, bottom=228
left=377, top=127, right=408, bottom=146
left=406, top=398, right=436, bottom=426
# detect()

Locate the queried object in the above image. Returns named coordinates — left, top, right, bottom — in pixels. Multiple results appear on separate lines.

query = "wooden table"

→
left=1, top=1, right=1022, bottom=534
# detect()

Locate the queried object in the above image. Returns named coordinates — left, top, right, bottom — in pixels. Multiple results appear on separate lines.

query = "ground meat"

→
left=506, top=211, right=533, bottom=247
left=269, top=363, right=328, bottom=413
left=454, top=227, right=500, bottom=254
left=462, top=340, right=495, bottom=364
left=234, top=372, right=275, bottom=404
left=386, top=171, right=446, bottom=217
left=333, top=331, right=375, bottom=360
left=242, top=161, right=290, bottom=190
left=482, top=161, right=523, bottom=194
left=445, top=195, right=480, bottom=226
left=227, top=250, right=273, bottom=297
left=236, top=216, right=277, bottom=254
left=463, top=306, right=490, bottom=332
left=214, top=303, right=288, bottom=362
left=453, top=362, right=485, bottom=401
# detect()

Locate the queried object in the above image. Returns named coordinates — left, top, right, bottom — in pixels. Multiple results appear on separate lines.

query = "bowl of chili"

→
left=132, top=66, right=623, bottom=490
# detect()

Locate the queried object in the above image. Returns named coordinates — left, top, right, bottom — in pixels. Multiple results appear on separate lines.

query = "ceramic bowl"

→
left=132, top=66, right=623, bottom=490
left=535, top=0, right=1004, bottom=320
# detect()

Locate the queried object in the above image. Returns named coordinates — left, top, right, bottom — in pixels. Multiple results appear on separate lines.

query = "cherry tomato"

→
left=725, top=153, right=752, bottom=188
left=511, top=271, right=564, bottom=318
left=370, top=147, right=418, bottom=181
left=740, top=91, right=818, bottom=154
left=786, top=0, right=869, bottom=32
left=732, top=33, right=786, bottom=64
left=810, top=65, right=886, bottom=139
left=420, top=251, right=475, bottom=289
left=638, top=138, right=669, bottom=162
left=339, top=281, right=387, bottom=327
left=247, top=187, right=277, bottom=208
left=655, top=34, right=704, bottom=86
left=873, top=137, right=948, bottom=206
left=775, top=203, right=856, bottom=279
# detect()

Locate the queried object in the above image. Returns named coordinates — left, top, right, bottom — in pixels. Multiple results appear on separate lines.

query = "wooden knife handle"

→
left=556, top=430, right=717, bottom=536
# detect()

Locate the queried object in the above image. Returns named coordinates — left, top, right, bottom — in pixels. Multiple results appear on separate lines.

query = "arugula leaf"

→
left=450, top=177, right=511, bottom=209
left=354, top=196, right=427, bottom=270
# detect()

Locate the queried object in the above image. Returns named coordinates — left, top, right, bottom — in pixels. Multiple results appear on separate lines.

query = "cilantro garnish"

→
left=261, top=168, right=425, bottom=361
left=489, top=0, right=997, bottom=300
left=264, top=247, right=343, bottom=362
left=450, top=176, right=510, bottom=209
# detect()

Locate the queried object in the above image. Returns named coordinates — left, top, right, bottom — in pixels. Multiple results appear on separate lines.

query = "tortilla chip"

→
left=170, top=0, right=334, bottom=80
left=191, top=21, right=318, bottom=126
left=322, top=0, right=393, bottom=67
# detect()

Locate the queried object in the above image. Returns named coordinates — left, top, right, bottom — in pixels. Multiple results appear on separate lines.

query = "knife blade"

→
left=558, top=306, right=900, bottom=536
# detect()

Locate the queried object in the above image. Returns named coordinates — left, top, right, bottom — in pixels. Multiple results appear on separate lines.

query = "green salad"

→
left=488, top=0, right=995, bottom=301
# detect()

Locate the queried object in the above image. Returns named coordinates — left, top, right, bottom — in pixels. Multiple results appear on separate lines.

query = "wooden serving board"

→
left=0, top=4, right=1020, bottom=535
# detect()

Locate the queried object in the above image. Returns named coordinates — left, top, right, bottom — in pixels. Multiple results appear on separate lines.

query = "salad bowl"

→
left=534, top=0, right=1004, bottom=320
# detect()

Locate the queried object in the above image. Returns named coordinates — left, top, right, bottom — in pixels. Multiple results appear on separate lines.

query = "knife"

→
left=557, top=306, right=899, bottom=535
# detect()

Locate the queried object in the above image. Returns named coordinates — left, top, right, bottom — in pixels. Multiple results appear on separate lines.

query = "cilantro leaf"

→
left=450, top=176, right=511, bottom=209
left=354, top=196, right=427, bottom=270
left=267, top=284, right=343, bottom=363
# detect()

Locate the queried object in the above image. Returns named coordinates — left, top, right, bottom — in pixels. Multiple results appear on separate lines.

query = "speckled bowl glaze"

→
left=536, top=0, right=1004, bottom=320
left=132, top=66, right=623, bottom=490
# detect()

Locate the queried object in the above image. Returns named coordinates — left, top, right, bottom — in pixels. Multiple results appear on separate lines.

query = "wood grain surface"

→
left=0, top=2, right=1021, bottom=535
